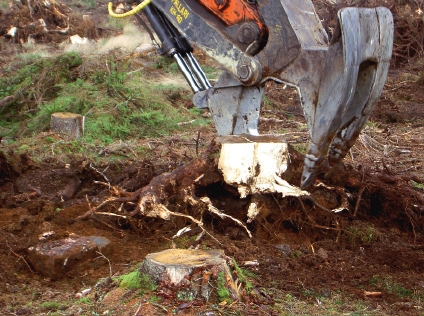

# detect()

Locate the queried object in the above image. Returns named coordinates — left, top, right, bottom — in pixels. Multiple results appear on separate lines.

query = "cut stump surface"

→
left=139, top=249, right=239, bottom=302
left=51, top=112, right=83, bottom=139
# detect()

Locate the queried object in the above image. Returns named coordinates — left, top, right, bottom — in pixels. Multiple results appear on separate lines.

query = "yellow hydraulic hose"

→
left=108, top=0, right=152, bottom=18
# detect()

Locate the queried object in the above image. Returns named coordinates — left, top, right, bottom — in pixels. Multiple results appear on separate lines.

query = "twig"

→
left=51, top=140, right=65, bottom=156
left=95, top=250, right=112, bottom=278
left=178, top=119, right=195, bottom=126
left=96, top=212, right=128, bottom=219
left=105, top=56, right=111, bottom=75
left=265, top=85, right=287, bottom=94
left=6, top=240, right=34, bottom=273
left=123, top=142, right=142, bottom=161
left=134, top=302, right=148, bottom=316
left=150, top=301, right=168, bottom=312
left=90, top=163, right=110, bottom=186
left=0, top=95, right=14, bottom=107
left=196, top=131, right=200, bottom=157
left=353, top=186, right=366, bottom=218
left=383, top=80, right=417, bottom=93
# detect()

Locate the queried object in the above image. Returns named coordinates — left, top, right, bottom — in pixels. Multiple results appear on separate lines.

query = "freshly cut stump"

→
left=217, top=135, right=309, bottom=222
left=139, top=249, right=239, bottom=302
left=51, top=112, right=83, bottom=139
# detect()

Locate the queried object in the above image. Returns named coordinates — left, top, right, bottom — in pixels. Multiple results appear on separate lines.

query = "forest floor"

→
left=1, top=0, right=424, bottom=315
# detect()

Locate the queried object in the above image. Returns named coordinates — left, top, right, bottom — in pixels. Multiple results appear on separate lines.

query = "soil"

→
left=1, top=0, right=424, bottom=315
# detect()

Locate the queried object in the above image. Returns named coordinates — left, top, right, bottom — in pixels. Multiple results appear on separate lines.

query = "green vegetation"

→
left=118, top=271, right=142, bottom=289
left=174, top=235, right=197, bottom=248
left=0, top=52, right=211, bottom=144
left=369, top=275, right=414, bottom=299
left=346, top=224, right=379, bottom=247
left=74, top=297, right=92, bottom=305
left=139, top=273, right=157, bottom=291
left=216, top=271, right=231, bottom=302
left=232, top=259, right=254, bottom=293
left=40, top=301, right=60, bottom=309
left=292, top=143, right=309, bottom=154
left=290, top=250, right=303, bottom=258
left=412, top=180, right=424, bottom=190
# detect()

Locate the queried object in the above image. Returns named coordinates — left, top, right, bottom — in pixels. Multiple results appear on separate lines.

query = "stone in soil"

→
left=28, top=236, right=112, bottom=279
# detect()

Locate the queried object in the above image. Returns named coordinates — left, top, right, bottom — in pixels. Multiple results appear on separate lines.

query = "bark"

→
left=51, top=112, right=83, bottom=139
left=138, top=249, right=239, bottom=302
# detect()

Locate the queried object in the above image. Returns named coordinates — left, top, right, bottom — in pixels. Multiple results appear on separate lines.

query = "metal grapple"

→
left=109, top=0, right=394, bottom=188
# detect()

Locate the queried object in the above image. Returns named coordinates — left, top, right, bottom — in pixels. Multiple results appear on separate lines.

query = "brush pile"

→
left=312, top=0, right=424, bottom=65
left=0, top=0, right=102, bottom=44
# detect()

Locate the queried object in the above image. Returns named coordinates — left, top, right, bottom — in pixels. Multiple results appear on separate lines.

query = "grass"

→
left=369, top=275, right=415, bottom=299
left=40, top=301, right=60, bottom=309
left=0, top=52, right=211, bottom=145
left=346, top=224, right=379, bottom=248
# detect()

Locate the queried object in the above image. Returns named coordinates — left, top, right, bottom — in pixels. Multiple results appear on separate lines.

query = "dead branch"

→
left=353, top=185, right=366, bottom=218
left=95, top=250, right=113, bottom=278
left=0, top=96, right=14, bottom=107
left=6, top=240, right=34, bottom=274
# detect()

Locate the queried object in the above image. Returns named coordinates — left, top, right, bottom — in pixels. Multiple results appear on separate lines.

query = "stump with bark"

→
left=51, top=112, right=83, bottom=139
left=138, top=249, right=240, bottom=302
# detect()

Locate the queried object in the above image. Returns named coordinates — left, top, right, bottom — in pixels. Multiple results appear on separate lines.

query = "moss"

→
left=118, top=271, right=141, bottom=289
left=232, top=259, right=254, bottom=294
left=217, top=271, right=230, bottom=302
left=232, top=259, right=246, bottom=283
left=74, top=297, right=91, bottom=305
left=139, top=273, right=157, bottom=291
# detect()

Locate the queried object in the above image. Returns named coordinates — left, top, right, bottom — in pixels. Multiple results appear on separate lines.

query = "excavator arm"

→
left=109, top=0, right=394, bottom=188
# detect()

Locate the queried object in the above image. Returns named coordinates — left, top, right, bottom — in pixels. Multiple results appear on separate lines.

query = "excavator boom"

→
left=109, top=0, right=394, bottom=188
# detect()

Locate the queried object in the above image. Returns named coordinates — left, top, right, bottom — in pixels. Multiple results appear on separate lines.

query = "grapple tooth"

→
left=296, top=7, right=393, bottom=188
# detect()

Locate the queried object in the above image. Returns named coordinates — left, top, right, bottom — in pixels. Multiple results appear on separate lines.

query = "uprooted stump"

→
left=86, top=136, right=352, bottom=237
left=133, top=135, right=309, bottom=220
left=138, top=249, right=239, bottom=302
left=79, top=133, right=424, bottom=240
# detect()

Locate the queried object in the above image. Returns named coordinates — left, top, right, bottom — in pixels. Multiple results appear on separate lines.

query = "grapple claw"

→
left=272, top=6, right=393, bottom=188
left=180, top=0, right=393, bottom=189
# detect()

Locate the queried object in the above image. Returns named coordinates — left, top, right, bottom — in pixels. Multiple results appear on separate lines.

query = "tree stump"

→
left=217, top=135, right=309, bottom=198
left=138, top=249, right=239, bottom=302
left=51, top=112, right=83, bottom=139
left=217, top=135, right=309, bottom=222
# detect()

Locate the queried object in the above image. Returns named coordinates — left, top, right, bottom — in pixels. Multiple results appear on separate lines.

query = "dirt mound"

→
left=0, top=151, right=30, bottom=186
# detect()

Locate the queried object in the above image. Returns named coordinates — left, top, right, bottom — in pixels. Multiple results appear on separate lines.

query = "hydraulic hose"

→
left=108, top=0, right=152, bottom=18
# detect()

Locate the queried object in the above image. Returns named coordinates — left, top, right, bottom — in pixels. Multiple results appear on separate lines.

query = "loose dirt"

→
left=1, top=0, right=424, bottom=315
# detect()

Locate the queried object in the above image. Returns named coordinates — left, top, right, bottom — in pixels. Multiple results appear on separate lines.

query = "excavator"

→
left=108, top=0, right=394, bottom=189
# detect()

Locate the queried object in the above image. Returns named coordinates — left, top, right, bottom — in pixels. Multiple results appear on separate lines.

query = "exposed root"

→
left=199, top=197, right=252, bottom=238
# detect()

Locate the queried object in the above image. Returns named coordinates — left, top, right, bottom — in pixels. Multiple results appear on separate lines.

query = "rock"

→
left=276, top=244, right=291, bottom=257
left=139, top=249, right=239, bottom=302
left=28, top=236, right=112, bottom=279
left=317, top=248, right=329, bottom=260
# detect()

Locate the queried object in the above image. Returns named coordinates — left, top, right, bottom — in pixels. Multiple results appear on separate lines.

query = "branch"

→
left=6, top=240, right=34, bottom=274
left=0, top=96, right=14, bottom=107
